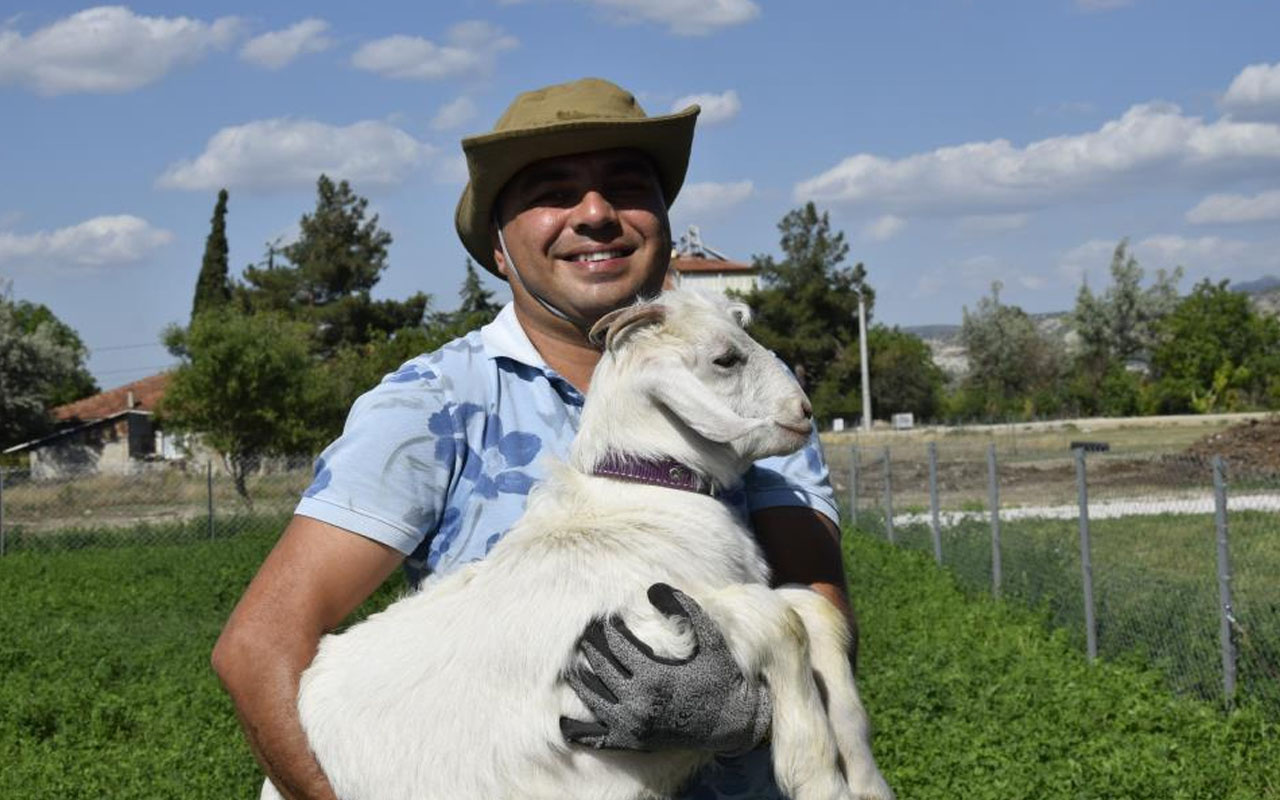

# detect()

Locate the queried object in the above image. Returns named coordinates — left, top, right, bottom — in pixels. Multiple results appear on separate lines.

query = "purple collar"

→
left=591, top=455, right=716, bottom=496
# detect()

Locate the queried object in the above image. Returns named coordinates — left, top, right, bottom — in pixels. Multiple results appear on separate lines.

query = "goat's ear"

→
left=640, top=355, right=763, bottom=444
left=588, top=304, right=666, bottom=352
left=726, top=301, right=751, bottom=329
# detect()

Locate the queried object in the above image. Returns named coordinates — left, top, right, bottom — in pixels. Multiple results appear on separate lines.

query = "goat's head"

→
left=579, top=288, right=813, bottom=476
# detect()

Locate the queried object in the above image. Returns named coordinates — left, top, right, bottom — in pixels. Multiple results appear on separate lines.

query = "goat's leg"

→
left=697, top=585, right=849, bottom=800
left=776, top=587, right=893, bottom=800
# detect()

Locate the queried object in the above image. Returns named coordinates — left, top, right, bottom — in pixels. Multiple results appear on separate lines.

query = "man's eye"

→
left=534, top=188, right=574, bottom=205
left=713, top=352, right=743, bottom=369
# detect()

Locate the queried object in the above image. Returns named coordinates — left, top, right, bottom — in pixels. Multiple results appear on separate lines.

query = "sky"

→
left=2, top=1, right=1279, bottom=389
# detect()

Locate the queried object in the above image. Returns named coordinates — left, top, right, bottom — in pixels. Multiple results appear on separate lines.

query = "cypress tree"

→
left=192, top=188, right=232, bottom=320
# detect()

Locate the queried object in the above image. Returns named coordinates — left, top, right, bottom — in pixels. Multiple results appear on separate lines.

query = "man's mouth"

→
left=565, top=248, right=633, bottom=264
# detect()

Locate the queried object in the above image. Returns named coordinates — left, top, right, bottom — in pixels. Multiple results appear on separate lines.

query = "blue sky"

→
left=2, top=1, right=1279, bottom=388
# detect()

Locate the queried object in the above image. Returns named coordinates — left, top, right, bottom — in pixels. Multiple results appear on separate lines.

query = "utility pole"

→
left=856, top=288, right=871, bottom=431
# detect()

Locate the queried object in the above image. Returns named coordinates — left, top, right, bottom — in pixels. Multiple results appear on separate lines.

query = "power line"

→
left=93, top=363, right=178, bottom=377
left=89, top=342, right=166, bottom=353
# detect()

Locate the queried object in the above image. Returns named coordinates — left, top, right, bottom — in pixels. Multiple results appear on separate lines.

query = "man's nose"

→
left=572, top=189, right=620, bottom=232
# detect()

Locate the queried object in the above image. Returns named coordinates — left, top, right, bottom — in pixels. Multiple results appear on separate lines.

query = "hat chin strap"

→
left=495, top=221, right=579, bottom=325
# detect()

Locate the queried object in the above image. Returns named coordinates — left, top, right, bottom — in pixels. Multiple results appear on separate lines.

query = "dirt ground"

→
left=1185, top=416, right=1280, bottom=475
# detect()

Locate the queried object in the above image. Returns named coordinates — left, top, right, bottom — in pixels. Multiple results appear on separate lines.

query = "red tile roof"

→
left=54, top=373, right=171, bottom=422
left=671, top=256, right=757, bottom=274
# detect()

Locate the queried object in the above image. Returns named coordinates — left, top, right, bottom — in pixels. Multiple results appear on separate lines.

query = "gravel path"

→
left=893, top=492, right=1280, bottom=527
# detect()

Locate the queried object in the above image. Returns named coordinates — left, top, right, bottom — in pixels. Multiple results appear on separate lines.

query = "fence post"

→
left=987, top=443, right=1002, bottom=598
left=928, top=442, right=942, bottom=564
left=1213, top=456, right=1237, bottom=706
left=207, top=461, right=215, bottom=540
left=1075, top=447, right=1098, bottom=662
left=849, top=445, right=859, bottom=526
left=882, top=446, right=895, bottom=544
left=0, top=468, right=6, bottom=557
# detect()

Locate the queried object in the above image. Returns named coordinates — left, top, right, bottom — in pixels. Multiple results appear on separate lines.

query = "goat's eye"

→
left=713, top=351, right=744, bottom=369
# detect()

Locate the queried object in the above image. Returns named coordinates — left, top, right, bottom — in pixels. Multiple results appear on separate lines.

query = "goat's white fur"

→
left=261, top=288, right=893, bottom=800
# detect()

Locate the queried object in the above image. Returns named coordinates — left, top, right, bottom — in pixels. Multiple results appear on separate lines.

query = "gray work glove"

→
left=559, top=583, right=772, bottom=754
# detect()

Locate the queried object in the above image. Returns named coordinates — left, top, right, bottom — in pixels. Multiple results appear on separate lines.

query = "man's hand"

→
left=559, top=583, right=771, bottom=754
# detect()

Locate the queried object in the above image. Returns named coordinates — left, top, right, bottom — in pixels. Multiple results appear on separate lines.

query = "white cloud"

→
left=795, top=102, right=1280, bottom=216
left=1222, top=61, right=1280, bottom=121
left=584, top=0, right=760, bottom=35
left=1186, top=190, right=1280, bottom=224
left=240, top=18, right=332, bottom=69
left=0, top=215, right=172, bottom=269
left=433, top=154, right=470, bottom=185
left=861, top=214, right=907, bottom=242
left=0, top=6, right=240, bottom=95
left=670, top=180, right=754, bottom=217
left=157, top=118, right=437, bottom=192
left=914, top=254, right=1046, bottom=297
left=431, top=96, right=478, bottom=131
left=1059, top=234, right=1277, bottom=286
left=351, top=21, right=516, bottom=80
left=671, top=89, right=740, bottom=125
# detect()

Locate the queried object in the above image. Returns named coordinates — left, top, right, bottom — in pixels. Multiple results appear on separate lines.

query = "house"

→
left=2, top=373, right=181, bottom=479
left=666, top=226, right=759, bottom=295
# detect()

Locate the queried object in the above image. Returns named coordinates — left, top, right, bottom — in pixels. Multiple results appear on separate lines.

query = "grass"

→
left=885, top=512, right=1280, bottom=712
left=849, top=532, right=1280, bottom=799
left=0, top=524, right=1276, bottom=798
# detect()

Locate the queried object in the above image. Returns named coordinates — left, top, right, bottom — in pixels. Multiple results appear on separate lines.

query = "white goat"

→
left=263, top=288, right=893, bottom=800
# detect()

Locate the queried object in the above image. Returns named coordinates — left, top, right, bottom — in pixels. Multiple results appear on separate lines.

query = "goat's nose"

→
left=800, top=398, right=812, bottom=420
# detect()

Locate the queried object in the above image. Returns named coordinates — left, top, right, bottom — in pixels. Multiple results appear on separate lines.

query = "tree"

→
left=956, top=281, right=1066, bottom=420
left=238, top=175, right=429, bottom=355
left=1, top=288, right=96, bottom=447
left=1070, top=238, right=1177, bottom=376
left=740, top=202, right=873, bottom=421
left=810, top=325, right=944, bottom=423
left=192, top=188, right=232, bottom=320
left=429, top=258, right=503, bottom=336
left=1149, top=279, right=1280, bottom=413
left=159, top=308, right=326, bottom=502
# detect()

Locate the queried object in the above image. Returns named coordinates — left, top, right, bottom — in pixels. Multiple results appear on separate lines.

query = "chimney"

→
left=127, top=390, right=136, bottom=409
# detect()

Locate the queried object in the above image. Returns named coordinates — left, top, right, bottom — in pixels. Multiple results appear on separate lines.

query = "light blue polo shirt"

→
left=296, top=301, right=839, bottom=799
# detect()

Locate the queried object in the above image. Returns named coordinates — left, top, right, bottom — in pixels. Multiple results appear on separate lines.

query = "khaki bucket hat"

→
left=455, top=77, right=700, bottom=277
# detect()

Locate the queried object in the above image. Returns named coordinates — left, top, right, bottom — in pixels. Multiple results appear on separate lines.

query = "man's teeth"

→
left=572, top=250, right=625, bottom=263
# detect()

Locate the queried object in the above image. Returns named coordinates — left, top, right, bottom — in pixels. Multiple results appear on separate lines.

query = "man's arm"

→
left=751, top=506, right=857, bottom=665
left=211, top=515, right=404, bottom=800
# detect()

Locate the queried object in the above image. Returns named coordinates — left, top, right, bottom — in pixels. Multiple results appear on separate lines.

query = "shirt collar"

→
left=480, top=302, right=547, bottom=369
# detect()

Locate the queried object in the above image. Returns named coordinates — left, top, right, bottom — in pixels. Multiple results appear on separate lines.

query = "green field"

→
left=1, top=527, right=1277, bottom=798
left=883, top=511, right=1280, bottom=712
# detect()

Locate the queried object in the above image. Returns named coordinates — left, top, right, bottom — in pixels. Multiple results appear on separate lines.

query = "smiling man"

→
left=212, top=77, right=850, bottom=800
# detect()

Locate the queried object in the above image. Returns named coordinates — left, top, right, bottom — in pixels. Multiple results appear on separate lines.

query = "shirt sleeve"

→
left=294, top=363, right=455, bottom=556
left=742, top=426, right=840, bottom=526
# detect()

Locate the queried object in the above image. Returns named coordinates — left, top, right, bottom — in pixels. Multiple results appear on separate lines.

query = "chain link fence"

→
left=4, top=435, right=1277, bottom=714
left=827, top=438, right=1280, bottom=714
left=0, top=457, right=315, bottom=554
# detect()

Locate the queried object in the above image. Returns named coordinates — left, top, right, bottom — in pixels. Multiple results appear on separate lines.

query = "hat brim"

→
left=455, top=106, right=700, bottom=277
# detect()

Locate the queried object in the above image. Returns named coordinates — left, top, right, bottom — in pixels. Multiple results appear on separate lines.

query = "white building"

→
left=666, top=226, right=759, bottom=295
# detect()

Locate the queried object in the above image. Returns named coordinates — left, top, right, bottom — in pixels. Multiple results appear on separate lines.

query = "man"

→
left=212, top=77, right=851, bottom=800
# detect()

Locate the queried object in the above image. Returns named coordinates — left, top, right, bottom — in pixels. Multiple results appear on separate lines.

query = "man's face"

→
left=492, top=148, right=671, bottom=325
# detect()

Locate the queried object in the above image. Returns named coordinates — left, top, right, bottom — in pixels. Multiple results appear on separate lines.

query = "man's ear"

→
left=489, top=220, right=510, bottom=279
left=588, top=304, right=666, bottom=351
left=637, top=355, right=764, bottom=444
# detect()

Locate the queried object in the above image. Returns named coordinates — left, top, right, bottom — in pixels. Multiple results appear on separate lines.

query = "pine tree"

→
left=238, top=175, right=428, bottom=355
left=192, top=188, right=232, bottom=320
left=741, top=202, right=873, bottom=418
left=459, top=258, right=500, bottom=315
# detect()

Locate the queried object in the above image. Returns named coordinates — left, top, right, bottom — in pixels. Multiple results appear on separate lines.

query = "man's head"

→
left=455, top=78, right=699, bottom=325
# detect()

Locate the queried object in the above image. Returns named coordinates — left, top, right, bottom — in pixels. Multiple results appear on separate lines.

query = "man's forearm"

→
left=214, top=636, right=338, bottom=800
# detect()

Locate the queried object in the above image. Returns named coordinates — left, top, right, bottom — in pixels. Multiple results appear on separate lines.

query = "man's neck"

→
left=512, top=302, right=602, bottom=393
